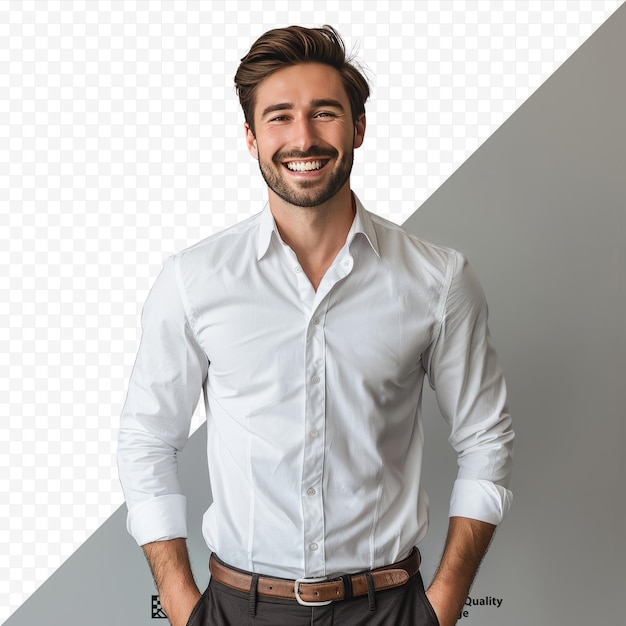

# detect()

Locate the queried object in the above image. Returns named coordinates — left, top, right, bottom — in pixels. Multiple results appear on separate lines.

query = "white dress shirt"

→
left=117, top=195, right=514, bottom=578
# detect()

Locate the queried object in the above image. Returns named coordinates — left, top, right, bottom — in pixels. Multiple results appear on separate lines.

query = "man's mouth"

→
left=283, top=159, right=329, bottom=172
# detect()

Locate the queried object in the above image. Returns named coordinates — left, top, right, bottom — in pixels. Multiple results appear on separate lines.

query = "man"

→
left=118, top=25, right=514, bottom=626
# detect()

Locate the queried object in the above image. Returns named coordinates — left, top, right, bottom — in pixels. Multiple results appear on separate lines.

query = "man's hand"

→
left=143, top=538, right=202, bottom=626
left=426, top=517, right=496, bottom=626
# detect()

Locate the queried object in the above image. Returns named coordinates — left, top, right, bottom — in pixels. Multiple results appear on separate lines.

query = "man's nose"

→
left=290, top=116, right=318, bottom=151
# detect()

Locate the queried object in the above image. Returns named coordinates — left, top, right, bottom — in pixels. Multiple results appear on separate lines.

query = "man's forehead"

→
left=254, top=63, right=349, bottom=111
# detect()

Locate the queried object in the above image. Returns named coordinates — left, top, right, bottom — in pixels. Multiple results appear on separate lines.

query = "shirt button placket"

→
left=301, top=305, right=327, bottom=576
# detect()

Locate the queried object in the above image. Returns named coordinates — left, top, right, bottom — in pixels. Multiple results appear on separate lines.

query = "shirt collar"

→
left=257, top=202, right=276, bottom=260
left=256, top=192, right=381, bottom=261
left=350, top=193, right=380, bottom=258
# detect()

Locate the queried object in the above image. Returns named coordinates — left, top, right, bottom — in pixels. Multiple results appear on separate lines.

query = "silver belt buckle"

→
left=294, top=576, right=333, bottom=606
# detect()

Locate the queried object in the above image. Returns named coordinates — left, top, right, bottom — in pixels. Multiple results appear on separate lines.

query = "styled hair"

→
left=234, top=25, right=370, bottom=133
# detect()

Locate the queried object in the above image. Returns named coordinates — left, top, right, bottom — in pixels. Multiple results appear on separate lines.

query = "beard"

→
left=257, top=145, right=354, bottom=208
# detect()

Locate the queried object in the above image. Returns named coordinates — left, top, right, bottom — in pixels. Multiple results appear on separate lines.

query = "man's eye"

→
left=269, top=116, right=289, bottom=122
left=315, top=111, right=336, bottom=118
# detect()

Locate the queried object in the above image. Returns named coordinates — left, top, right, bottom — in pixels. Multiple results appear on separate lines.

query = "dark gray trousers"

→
left=186, top=571, right=440, bottom=626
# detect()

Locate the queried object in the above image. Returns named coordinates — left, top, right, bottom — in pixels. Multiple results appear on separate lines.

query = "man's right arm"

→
left=143, top=539, right=202, bottom=626
left=118, top=256, right=209, bottom=622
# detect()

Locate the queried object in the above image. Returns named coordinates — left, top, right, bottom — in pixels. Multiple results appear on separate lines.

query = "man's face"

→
left=245, top=62, right=366, bottom=208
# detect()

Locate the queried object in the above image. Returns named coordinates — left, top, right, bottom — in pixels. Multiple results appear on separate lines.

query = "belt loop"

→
left=248, top=573, right=259, bottom=617
left=340, top=574, right=353, bottom=601
left=365, top=571, right=376, bottom=612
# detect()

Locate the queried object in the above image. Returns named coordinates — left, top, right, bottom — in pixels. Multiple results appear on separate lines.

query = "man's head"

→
left=234, top=25, right=370, bottom=135
left=234, top=26, right=370, bottom=209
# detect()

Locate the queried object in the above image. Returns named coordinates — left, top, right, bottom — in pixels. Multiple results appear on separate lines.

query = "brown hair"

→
left=234, top=25, right=370, bottom=133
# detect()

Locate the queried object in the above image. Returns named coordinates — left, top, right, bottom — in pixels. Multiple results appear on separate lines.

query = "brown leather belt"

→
left=209, top=548, right=420, bottom=606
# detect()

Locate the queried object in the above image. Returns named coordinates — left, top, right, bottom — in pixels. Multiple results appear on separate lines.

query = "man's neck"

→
left=269, top=186, right=355, bottom=291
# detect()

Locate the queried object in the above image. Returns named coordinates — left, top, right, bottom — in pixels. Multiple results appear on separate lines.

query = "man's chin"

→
left=276, top=194, right=330, bottom=208
left=265, top=179, right=332, bottom=208
left=260, top=160, right=352, bottom=208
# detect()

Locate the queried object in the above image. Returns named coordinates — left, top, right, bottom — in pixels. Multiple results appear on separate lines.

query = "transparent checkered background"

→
left=1, top=0, right=622, bottom=620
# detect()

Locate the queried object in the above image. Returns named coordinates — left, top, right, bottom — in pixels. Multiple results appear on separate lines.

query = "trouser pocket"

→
left=415, top=573, right=441, bottom=626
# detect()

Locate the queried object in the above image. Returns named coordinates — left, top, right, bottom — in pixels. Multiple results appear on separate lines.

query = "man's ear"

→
left=244, top=123, right=258, bottom=160
left=353, top=114, right=366, bottom=150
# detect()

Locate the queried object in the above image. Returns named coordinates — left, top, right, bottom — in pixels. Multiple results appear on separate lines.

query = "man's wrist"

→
left=426, top=577, right=465, bottom=626
left=160, top=585, right=202, bottom=626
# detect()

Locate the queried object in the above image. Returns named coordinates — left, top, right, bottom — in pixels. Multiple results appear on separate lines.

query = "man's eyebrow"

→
left=261, top=102, right=294, bottom=118
left=310, top=99, right=345, bottom=110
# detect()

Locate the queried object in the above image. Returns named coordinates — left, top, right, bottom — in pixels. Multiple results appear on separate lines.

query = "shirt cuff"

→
left=126, top=493, right=188, bottom=546
left=448, top=478, right=513, bottom=525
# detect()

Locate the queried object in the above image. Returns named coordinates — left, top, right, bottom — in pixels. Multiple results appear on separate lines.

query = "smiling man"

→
left=118, top=25, right=514, bottom=626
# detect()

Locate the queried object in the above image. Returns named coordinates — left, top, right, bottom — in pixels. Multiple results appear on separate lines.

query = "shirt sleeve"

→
left=424, top=252, right=514, bottom=525
left=117, top=255, right=208, bottom=545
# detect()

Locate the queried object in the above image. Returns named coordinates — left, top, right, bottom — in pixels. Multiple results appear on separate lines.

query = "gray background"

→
left=4, top=3, right=626, bottom=625
left=409, top=5, right=626, bottom=623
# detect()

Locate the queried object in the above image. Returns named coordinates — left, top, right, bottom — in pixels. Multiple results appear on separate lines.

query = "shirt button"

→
left=310, top=429, right=319, bottom=439
left=312, top=317, right=320, bottom=326
left=343, top=258, right=352, bottom=267
left=309, top=543, right=319, bottom=551
left=294, top=266, right=302, bottom=273
left=307, top=488, right=316, bottom=496
left=311, top=375, right=320, bottom=384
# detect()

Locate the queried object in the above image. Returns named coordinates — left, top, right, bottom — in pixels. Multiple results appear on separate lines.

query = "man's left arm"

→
left=423, top=252, right=515, bottom=625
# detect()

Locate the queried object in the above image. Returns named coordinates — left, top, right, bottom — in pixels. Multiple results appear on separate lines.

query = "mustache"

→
left=274, top=147, right=338, bottom=163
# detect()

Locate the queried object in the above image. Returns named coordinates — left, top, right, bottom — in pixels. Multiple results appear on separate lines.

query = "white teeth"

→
left=285, top=160, right=323, bottom=172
